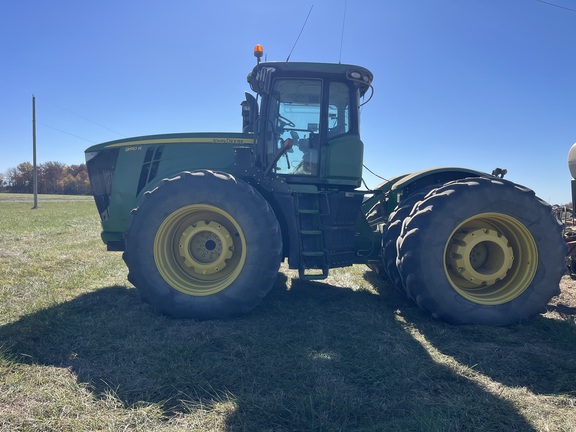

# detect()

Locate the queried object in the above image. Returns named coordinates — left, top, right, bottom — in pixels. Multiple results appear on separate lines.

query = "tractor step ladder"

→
left=294, top=192, right=329, bottom=280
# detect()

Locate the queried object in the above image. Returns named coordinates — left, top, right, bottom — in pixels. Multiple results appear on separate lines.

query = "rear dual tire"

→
left=387, top=177, right=565, bottom=325
left=381, top=187, right=435, bottom=293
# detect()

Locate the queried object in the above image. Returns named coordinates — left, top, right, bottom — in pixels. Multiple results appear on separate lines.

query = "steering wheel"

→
left=278, top=115, right=295, bottom=128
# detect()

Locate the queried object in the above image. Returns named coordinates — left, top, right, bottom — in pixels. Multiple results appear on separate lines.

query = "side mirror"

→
left=241, top=92, right=258, bottom=133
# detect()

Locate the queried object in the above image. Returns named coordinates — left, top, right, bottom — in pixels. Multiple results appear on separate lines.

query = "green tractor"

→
left=85, top=46, right=566, bottom=325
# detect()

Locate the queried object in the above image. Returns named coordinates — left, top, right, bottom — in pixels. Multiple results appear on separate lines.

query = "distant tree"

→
left=68, top=164, right=86, bottom=177
left=7, top=162, right=34, bottom=193
left=62, top=164, right=90, bottom=195
left=41, top=161, right=67, bottom=194
left=0, top=172, right=5, bottom=191
left=4, top=161, right=91, bottom=195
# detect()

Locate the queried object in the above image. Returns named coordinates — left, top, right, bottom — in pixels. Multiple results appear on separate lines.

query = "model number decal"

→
left=125, top=146, right=143, bottom=152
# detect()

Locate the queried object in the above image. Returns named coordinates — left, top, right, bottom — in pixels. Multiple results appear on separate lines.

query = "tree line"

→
left=0, top=161, right=91, bottom=195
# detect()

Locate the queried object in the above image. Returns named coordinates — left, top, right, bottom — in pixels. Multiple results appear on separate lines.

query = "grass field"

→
left=1, top=193, right=575, bottom=431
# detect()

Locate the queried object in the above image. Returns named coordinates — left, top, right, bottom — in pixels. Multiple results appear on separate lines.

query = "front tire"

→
left=396, top=177, right=566, bottom=325
left=123, top=170, right=282, bottom=319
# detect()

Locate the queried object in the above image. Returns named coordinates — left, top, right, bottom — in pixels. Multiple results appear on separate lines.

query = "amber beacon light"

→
left=254, top=44, right=263, bottom=64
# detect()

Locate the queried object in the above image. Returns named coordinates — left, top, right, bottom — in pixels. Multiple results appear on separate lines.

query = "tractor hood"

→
left=85, top=132, right=254, bottom=155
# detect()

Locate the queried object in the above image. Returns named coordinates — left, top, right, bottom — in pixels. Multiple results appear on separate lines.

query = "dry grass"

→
left=0, top=194, right=575, bottom=431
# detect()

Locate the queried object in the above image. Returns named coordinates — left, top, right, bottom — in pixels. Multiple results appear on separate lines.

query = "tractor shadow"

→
left=1, top=270, right=570, bottom=430
left=364, top=271, right=576, bottom=397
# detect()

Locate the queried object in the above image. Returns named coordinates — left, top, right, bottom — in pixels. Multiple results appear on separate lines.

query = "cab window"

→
left=266, top=79, right=322, bottom=175
left=328, top=82, right=351, bottom=138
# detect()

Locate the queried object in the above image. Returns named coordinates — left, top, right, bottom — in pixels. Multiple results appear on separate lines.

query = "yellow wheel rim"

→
left=154, top=204, right=246, bottom=296
left=444, top=212, right=538, bottom=305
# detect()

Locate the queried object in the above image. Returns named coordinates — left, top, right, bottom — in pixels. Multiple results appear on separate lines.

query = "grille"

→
left=86, top=148, right=119, bottom=221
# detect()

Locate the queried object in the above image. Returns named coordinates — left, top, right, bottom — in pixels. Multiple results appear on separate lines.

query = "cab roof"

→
left=248, top=61, right=373, bottom=97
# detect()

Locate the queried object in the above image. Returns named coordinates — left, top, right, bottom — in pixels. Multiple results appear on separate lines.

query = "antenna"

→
left=286, top=4, right=314, bottom=62
left=339, top=0, right=348, bottom=63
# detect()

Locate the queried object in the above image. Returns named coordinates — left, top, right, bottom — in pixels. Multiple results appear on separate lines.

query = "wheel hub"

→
left=448, top=228, right=513, bottom=287
left=178, top=221, right=233, bottom=274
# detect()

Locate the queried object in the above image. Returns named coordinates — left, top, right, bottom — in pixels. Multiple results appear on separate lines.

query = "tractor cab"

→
left=244, top=48, right=373, bottom=188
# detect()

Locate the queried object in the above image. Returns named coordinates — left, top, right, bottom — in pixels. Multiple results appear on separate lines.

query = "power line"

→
left=535, top=0, right=576, bottom=13
left=35, top=95, right=127, bottom=138
left=0, top=78, right=128, bottom=138
left=37, top=121, right=96, bottom=144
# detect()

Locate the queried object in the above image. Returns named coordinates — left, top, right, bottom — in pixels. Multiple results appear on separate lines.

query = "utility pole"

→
left=32, top=95, right=38, bottom=209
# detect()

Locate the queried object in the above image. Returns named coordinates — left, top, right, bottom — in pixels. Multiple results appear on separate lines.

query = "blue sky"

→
left=1, top=0, right=575, bottom=203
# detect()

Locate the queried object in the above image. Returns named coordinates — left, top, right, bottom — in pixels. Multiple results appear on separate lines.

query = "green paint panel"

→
left=86, top=132, right=255, bottom=242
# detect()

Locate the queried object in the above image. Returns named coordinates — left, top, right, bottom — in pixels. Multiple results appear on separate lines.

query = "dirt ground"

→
left=548, top=275, right=576, bottom=320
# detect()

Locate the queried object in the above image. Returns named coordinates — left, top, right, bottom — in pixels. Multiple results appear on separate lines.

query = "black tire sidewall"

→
left=124, top=170, right=282, bottom=319
left=397, top=177, right=565, bottom=325
left=383, top=187, right=436, bottom=291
